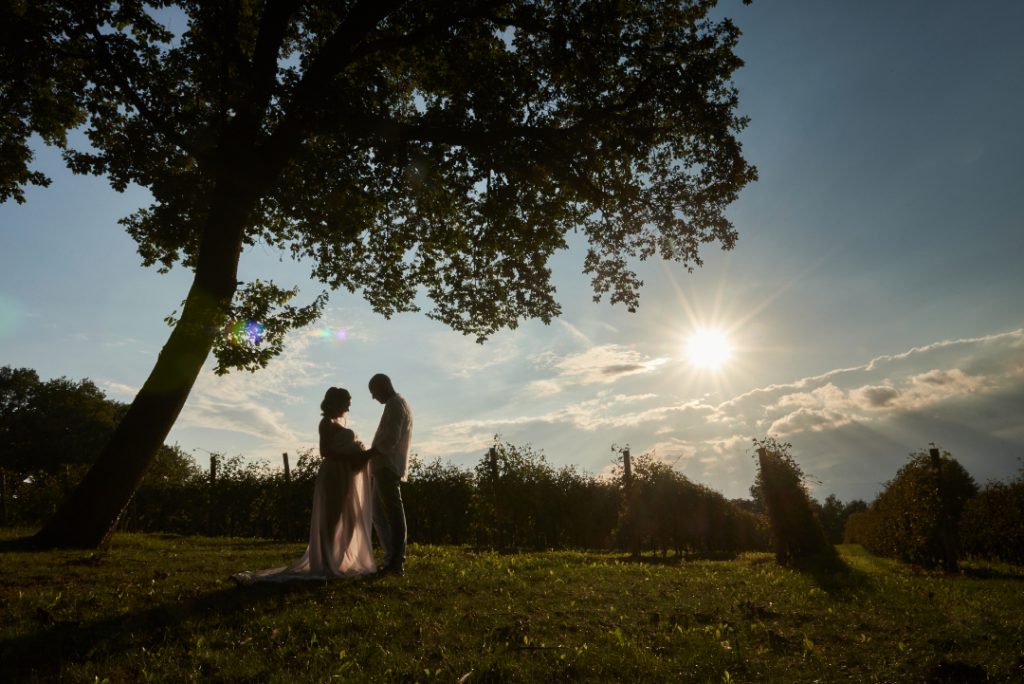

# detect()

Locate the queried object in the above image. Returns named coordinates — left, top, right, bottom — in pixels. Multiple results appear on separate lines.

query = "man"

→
left=366, top=373, right=413, bottom=576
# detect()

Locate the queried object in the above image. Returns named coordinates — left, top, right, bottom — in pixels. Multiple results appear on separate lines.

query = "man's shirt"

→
left=371, top=394, right=413, bottom=480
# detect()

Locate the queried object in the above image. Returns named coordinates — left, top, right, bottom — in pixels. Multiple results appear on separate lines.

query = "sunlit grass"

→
left=1, top=532, right=1022, bottom=682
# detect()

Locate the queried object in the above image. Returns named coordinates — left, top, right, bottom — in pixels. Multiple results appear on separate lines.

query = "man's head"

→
left=368, top=373, right=396, bottom=404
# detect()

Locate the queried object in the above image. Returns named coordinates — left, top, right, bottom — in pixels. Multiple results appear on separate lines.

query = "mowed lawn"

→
left=1, top=530, right=1022, bottom=682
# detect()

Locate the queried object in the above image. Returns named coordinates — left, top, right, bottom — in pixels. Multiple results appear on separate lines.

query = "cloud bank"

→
left=420, top=328, right=1024, bottom=500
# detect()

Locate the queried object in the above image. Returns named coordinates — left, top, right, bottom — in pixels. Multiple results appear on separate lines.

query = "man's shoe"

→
left=379, top=564, right=405, bottom=577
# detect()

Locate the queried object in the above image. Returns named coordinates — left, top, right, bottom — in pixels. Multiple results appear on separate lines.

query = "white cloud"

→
left=644, top=439, right=698, bottom=465
left=534, top=343, right=669, bottom=387
left=175, top=333, right=328, bottom=446
left=526, top=379, right=563, bottom=397
left=721, top=329, right=1024, bottom=438
left=851, top=385, right=901, bottom=409
left=423, top=329, right=522, bottom=379
left=101, top=380, right=140, bottom=399
left=768, top=407, right=854, bottom=436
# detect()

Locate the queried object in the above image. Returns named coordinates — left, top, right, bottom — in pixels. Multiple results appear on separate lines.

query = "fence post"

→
left=281, top=452, right=292, bottom=540
left=489, top=446, right=503, bottom=551
left=208, top=454, right=217, bottom=536
left=1, top=468, right=7, bottom=526
left=619, top=447, right=640, bottom=559
left=930, top=447, right=959, bottom=573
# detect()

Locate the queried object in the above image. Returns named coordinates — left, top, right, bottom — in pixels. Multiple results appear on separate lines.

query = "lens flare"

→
left=314, top=325, right=349, bottom=342
left=224, top=319, right=266, bottom=346
left=0, top=293, right=21, bottom=340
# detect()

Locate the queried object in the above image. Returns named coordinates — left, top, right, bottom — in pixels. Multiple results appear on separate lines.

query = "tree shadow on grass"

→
left=789, top=550, right=873, bottom=598
left=959, top=565, right=1024, bottom=581
left=0, top=535, right=44, bottom=553
left=0, top=573, right=383, bottom=683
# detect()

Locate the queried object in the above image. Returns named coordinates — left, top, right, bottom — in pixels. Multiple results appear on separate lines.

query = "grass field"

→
left=1, top=530, right=1022, bottom=682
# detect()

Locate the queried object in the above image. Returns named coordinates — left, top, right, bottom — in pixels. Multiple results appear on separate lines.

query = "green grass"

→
left=1, top=530, right=1022, bottom=682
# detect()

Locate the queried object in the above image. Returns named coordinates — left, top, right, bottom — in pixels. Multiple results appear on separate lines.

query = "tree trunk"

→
left=32, top=184, right=254, bottom=549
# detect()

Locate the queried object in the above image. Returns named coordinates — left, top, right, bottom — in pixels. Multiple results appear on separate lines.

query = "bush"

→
left=851, top=449, right=977, bottom=569
left=469, top=439, right=619, bottom=551
left=959, top=474, right=1024, bottom=565
left=843, top=510, right=878, bottom=546
left=615, top=450, right=768, bottom=557
left=404, top=457, right=474, bottom=545
left=752, top=437, right=832, bottom=565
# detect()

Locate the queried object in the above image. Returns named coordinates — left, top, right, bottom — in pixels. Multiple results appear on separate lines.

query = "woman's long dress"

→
left=233, top=422, right=376, bottom=582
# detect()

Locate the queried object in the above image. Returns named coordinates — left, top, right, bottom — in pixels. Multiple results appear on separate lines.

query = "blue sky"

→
left=2, top=0, right=1023, bottom=502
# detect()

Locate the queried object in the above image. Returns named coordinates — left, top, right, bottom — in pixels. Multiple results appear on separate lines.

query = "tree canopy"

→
left=1, top=0, right=756, bottom=547
left=4, top=0, right=754, bottom=348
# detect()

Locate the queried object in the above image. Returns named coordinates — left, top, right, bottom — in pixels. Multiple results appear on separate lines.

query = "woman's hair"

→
left=320, top=386, right=351, bottom=417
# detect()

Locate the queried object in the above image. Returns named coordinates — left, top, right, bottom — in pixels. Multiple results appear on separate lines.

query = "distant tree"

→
left=813, top=495, right=868, bottom=545
left=3, top=1, right=757, bottom=548
left=1, top=366, right=41, bottom=515
left=1, top=366, right=129, bottom=521
left=843, top=509, right=876, bottom=546
left=732, top=496, right=762, bottom=515
left=0, top=366, right=198, bottom=526
left=839, top=498, right=867, bottom=540
left=0, top=366, right=40, bottom=430
left=0, top=369, right=127, bottom=477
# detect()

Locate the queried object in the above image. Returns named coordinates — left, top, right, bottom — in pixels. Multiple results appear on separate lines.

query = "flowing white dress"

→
left=233, top=420, right=376, bottom=582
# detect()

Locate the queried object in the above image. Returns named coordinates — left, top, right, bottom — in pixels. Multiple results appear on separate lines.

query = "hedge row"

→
left=6, top=440, right=766, bottom=555
left=842, top=449, right=1024, bottom=568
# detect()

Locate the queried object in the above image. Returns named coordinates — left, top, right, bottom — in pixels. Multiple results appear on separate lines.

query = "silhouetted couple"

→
left=234, top=374, right=413, bottom=582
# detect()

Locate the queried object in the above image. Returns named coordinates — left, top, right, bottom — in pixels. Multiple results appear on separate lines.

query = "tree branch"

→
left=343, top=76, right=661, bottom=151
left=258, top=0, right=412, bottom=177
left=290, top=0, right=410, bottom=111
left=345, top=0, right=507, bottom=63
left=249, top=0, right=301, bottom=117
left=86, top=26, right=195, bottom=156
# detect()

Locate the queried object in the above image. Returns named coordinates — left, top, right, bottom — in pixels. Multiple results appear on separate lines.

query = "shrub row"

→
left=6, top=439, right=766, bottom=555
left=958, top=476, right=1024, bottom=565
left=616, top=451, right=768, bottom=557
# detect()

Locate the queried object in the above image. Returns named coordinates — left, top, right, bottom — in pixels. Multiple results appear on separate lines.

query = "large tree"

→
left=1, top=0, right=756, bottom=548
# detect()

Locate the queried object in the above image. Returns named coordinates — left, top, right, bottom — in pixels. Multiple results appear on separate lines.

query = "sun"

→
left=685, top=328, right=732, bottom=370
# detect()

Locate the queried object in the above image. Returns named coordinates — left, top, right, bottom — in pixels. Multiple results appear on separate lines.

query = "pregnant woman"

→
left=233, top=387, right=376, bottom=581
